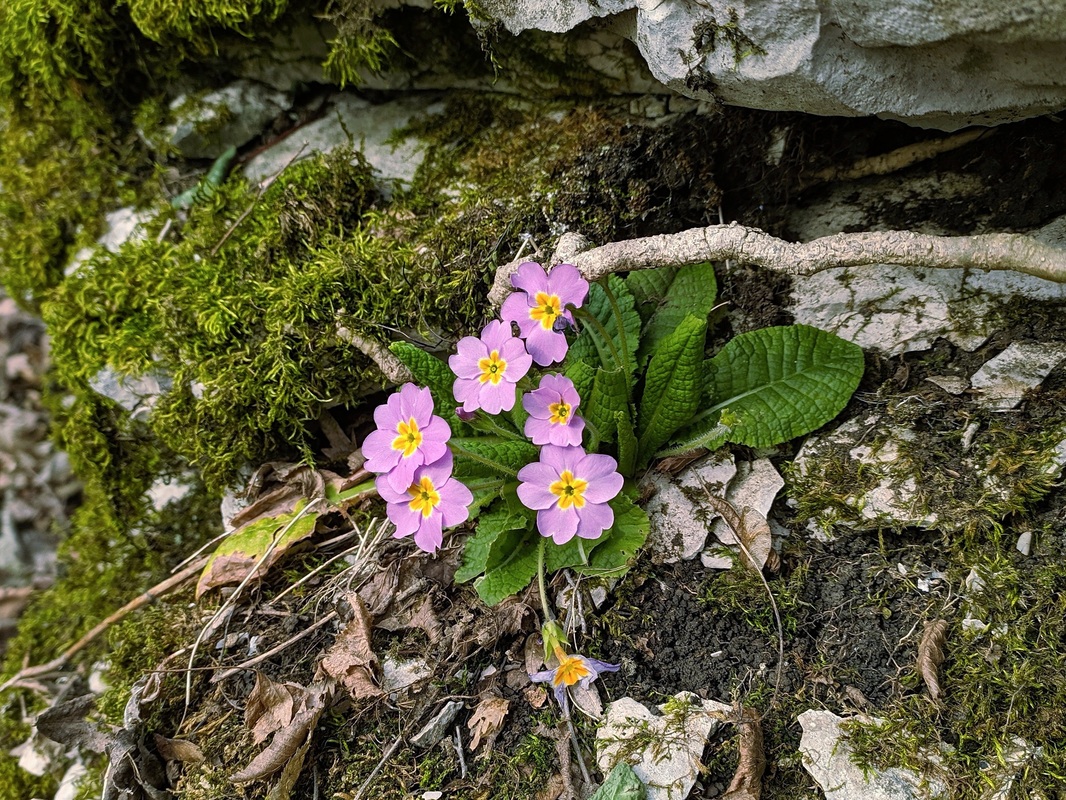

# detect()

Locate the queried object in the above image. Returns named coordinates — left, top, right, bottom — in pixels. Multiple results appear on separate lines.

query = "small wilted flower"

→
left=523, top=373, right=585, bottom=447
left=362, top=383, right=452, bottom=493
left=375, top=450, right=473, bottom=554
left=450, top=320, right=532, bottom=414
left=530, top=644, right=619, bottom=715
left=501, top=262, right=588, bottom=366
left=517, top=445, right=623, bottom=544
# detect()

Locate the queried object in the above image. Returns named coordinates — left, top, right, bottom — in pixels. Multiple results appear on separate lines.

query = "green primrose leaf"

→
left=636, top=262, right=717, bottom=368
left=474, top=529, right=540, bottom=606
left=584, top=366, right=630, bottom=446
left=451, top=437, right=539, bottom=478
left=625, top=266, right=678, bottom=323
left=573, top=494, right=649, bottom=577
left=614, top=409, right=638, bottom=478
left=664, top=324, right=864, bottom=453
left=566, top=275, right=640, bottom=376
left=565, top=359, right=595, bottom=403
left=455, top=495, right=530, bottom=582
left=636, top=314, right=708, bottom=468
left=389, top=341, right=467, bottom=433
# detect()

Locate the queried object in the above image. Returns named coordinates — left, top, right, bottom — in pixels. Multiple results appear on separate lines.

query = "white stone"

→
left=87, top=368, right=171, bottom=419
left=1015, top=531, right=1032, bottom=556
left=168, top=80, right=291, bottom=159
left=710, top=458, right=784, bottom=546
left=410, top=700, right=464, bottom=749
left=480, top=0, right=1066, bottom=129
left=644, top=454, right=737, bottom=562
left=798, top=710, right=949, bottom=800
left=54, top=761, right=89, bottom=800
left=380, top=656, right=433, bottom=695
left=146, top=477, right=194, bottom=512
left=969, top=342, right=1066, bottom=410
left=925, top=376, right=969, bottom=395
left=243, top=93, right=442, bottom=187
left=596, top=693, right=731, bottom=800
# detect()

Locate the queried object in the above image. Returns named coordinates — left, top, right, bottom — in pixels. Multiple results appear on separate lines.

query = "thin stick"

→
left=0, top=555, right=209, bottom=692
left=182, top=499, right=322, bottom=719
left=565, top=714, right=593, bottom=788
left=454, top=725, right=467, bottom=779
left=211, top=610, right=338, bottom=683
left=352, top=729, right=406, bottom=800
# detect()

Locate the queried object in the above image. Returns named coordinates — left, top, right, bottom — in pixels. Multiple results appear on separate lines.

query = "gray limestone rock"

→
left=969, top=342, right=1066, bottom=410
left=798, top=710, right=948, bottom=800
left=168, top=80, right=291, bottom=160
left=596, top=693, right=731, bottom=800
left=480, top=0, right=1066, bottom=129
left=643, top=454, right=737, bottom=563
left=242, top=93, right=440, bottom=187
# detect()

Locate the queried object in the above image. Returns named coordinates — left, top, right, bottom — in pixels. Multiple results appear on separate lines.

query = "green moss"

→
left=700, top=559, right=807, bottom=637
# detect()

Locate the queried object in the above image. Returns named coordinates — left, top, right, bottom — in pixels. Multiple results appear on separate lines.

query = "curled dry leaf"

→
left=245, top=671, right=303, bottom=745
left=703, top=496, right=775, bottom=572
left=467, top=695, right=510, bottom=753
left=35, top=694, right=110, bottom=754
left=320, top=593, right=383, bottom=701
left=231, top=683, right=330, bottom=785
left=721, top=707, right=765, bottom=800
left=918, top=619, right=950, bottom=701
left=153, top=734, right=204, bottom=764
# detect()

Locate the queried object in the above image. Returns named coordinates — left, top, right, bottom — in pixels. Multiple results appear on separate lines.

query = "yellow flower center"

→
left=478, top=350, right=508, bottom=385
left=529, top=292, right=562, bottom=330
left=549, top=469, right=588, bottom=510
left=391, top=417, right=423, bottom=458
left=407, top=476, right=441, bottom=519
left=552, top=653, right=592, bottom=688
left=548, top=401, right=571, bottom=424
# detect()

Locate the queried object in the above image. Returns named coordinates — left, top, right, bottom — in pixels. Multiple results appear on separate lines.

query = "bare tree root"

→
left=337, top=326, right=413, bottom=384
left=488, top=225, right=1066, bottom=307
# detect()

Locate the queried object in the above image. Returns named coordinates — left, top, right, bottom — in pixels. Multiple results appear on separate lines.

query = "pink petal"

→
left=480, top=319, right=512, bottom=352
left=419, top=450, right=455, bottom=486
left=453, top=376, right=482, bottom=410
left=387, top=501, right=419, bottom=538
left=575, top=501, right=614, bottom=539
left=361, top=428, right=401, bottom=474
left=524, top=326, right=569, bottom=366
left=439, top=479, right=474, bottom=527
left=386, top=455, right=421, bottom=494
left=500, top=292, right=532, bottom=328
left=376, top=473, right=409, bottom=504
left=413, top=514, right=445, bottom=553
left=517, top=466, right=559, bottom=510
left=549, top=416, right=585, bottom=447
left=524, top=416, right=555, bottom=446
left=450, top=339, right=485, bottom=379
left=539, top=444, right=583, bottom=475
left=546, top=263, right=589, bottom=307
left=398, top=384, right=434, bottom=424
left=373, top=393, right=403, bottom=429
left=511, top=261, right=550, bottom=295
left=538, top=504, right=579, bottom=544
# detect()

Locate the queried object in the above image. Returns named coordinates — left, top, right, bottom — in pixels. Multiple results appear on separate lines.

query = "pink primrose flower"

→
left=449, top=320, right=533, bottom=415
left=516, top=445, right=623, bottom=545
left=362, top=383, right=452, bottom=494
left=500, top=262, right=588, bottom=366
left=523, top=373, right=585, bottom=447
left=375, top=450, right=473, bottom=554
left=530, top=645, right=619, bottom=715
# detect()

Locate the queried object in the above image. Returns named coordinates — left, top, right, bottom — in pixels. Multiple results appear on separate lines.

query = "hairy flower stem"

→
left=598, top=277, right=632, bottom=373
left=570, top=305, right=622, bottom=368
left=537, top=537, right=555, bottom=623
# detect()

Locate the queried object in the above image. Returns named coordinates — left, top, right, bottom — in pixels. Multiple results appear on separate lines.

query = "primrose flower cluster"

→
left=364, top=261, right=624, bottom=553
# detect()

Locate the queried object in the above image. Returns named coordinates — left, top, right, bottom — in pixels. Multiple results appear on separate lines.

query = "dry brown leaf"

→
left=378, top=595, right=443, bottom=644
left=231, top=706, right=320, bottom=784
left=357, top=564, right=400, bottom=616
left=704, top=496, right=775, bottom=572
left=655, top=451, right=705, bottom=475
left=535, top=773, right=567, bottom=800
left=918, top=619, right=950, bottom=701
left=245, top=671, right=298, bottom=746
left=524, top=685, right=548, bottom=709
left=721, top=707, right=765, bottom=800
left=467, top=696, right=510, bottom=752
left=320, top=593, right=383, bottom=701
left=153, top=734, right=204, bottom=763
left=230, top=463, right=324, bottom=530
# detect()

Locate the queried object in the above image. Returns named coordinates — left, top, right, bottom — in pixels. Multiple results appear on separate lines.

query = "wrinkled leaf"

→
left=584, top=366, right=630, bottom=447
left=231, top=704, right=321, bottom=785
left=320, top=594, right=382, bottom=701
left=451, top=437, right=539, bottom=478
left=455, top=495, right=532, bottom=583
left=573, top=494, right=649, bottom=578
left=666, top=324, right=863, bottom=453
left=474, top=529, right=540, bottom=606
left=637, top=314, right=707, bottom=467
left=566, top=275, right=640, bottom=377
left=197, top=499, right=319, bottom=598
left=35, top=695, right=109, bottom=753
left=625, top=266, right=678, bottom=321
left=245, top=671, right=299, bottom=746
left=918, top=619, right=949, bottom=701
left=636, top=262, right=717, bottom=368
left=468, top=695, right=510, bottom=752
